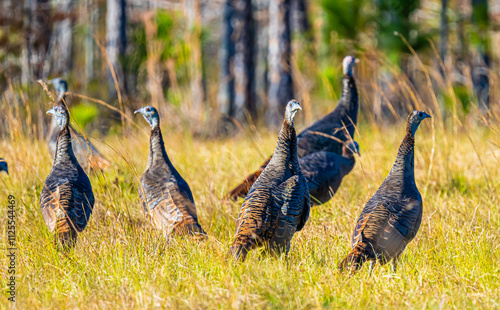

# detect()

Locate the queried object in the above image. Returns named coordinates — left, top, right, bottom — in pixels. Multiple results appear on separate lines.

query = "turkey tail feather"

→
left=174, top=221, right=207, bottom=240
left=227, top=157, right=272, bottom=200
left=230, top=243, right=250, bottom=262
left=338, top=242, right=373, bottom=273
left=227, top=172, right=259, bottom=200
left=55, top=219, right=77, bottom=249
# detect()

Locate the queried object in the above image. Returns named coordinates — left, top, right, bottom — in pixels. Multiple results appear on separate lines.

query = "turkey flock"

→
left=5, top=55, right=432, bottom=275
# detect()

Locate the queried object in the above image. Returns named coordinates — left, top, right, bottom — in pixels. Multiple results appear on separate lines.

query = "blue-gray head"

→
left=406, top=111, right=431, bottom=136
left=0, top=158, right=8, bottom=174
left=47, top=105, right=69, bottom=128
left=135, top=106, right=160, bottom=128
left=49, top=78, right=68, bottom=102
left=343, top=140, right=360, bottom=156
left=343, top=56, right=356, bottom=77
left=284, top=100, right=302, bottom=125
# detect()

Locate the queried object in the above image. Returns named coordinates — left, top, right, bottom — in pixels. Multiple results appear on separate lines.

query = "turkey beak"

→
left=290, top=101, right=302, bottom=122
left=422, top=111, right=431, bottom=119
left=46, top=107, right=56, bottom=115
left=290, top=101, right=302, bottom=113
left=134, top=107, right=145, bottom=115
left=349, top=143, right=360, bottom=156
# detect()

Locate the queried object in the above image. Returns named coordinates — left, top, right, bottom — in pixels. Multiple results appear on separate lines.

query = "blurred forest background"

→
left=0, top=0, right=498, bottom=138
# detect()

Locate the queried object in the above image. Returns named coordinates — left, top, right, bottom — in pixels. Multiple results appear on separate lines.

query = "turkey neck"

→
left=54, top=124, right=78, bottom=166
left=269, top=121, right=300, bottom=174
left=341, top=146, right=355, bottom=159
left=386, top=129, right=416, bottom=187
left=341, top=75, right=358, bottom=117
left=49, top=117, right=60, bottom=140
left=147, top=126, right=173, bottom=171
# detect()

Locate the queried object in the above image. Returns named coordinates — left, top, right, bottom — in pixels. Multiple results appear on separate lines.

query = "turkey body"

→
left=228, top=73, right=358, bottom=200
left=0, top=158, right=7, bottom=174
left=40, top=115, right=95, bottom=248
left=296, top=75, right=358, bottom=157
left=138, top=126, right=205, bottom=238
left=339, top=111, right=430, bottom=273
left=300, top=145, right=356, bottom=206
left=231, top=103, right=310, bottom=261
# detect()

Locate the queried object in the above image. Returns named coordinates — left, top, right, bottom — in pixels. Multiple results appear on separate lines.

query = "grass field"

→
left=1, top=106, right=500, bottom=308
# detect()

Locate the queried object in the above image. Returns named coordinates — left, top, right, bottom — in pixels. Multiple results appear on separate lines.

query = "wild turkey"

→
left=40, top=106, right=95, bottom=248
left=339, top=111, right=431, bottom=274
left=300, top=140, right=359, bottom=206
left=471, top=65, right=489, bottom=111
left=0, top=158, right=8, bottom=174
left=47, top=78, right=110, bottom=170
left=230, top=100, right=310, bottom=261
left=135, top=106, right=206, bottom=239
left=227, top=56, right=358, bottom=200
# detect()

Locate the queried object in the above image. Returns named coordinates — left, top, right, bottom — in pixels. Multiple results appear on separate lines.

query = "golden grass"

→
left=1, top=109, right=499, bottom=308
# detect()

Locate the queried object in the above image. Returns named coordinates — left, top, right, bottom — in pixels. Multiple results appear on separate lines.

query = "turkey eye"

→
left=419, top=112, right=423, bottom=117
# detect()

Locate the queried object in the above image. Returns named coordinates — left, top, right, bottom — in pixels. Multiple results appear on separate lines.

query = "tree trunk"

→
left=0, top=0, right=26, bottom=84
left=267, top=0, right=293, bottom=127
left=85, top=0, right=98, bottom=82
left=490, top=0, right=500, bottom=74
left=472, top=0, right=489, bottom=58
left=254, top=0, right=270, bottom=114
left=440, top=0, right=448, bottom=78
left=292, top=0, right=310, bottom=34
left=471, top=0, right=490, bottom=110
left=142, top=11, right=165, bottom=109
left=185, top=0, right=205, bottom=121
left=48, top=0, right=73, bottom=77
left=27, top=0, right=52, bottom=80
left=233, top=0, right=256, bottom=124
left=106, top=0, right=127, bottom=99
left=218, top=0, right=236, bottom=127
left=218, top=0, right=256, bottom=128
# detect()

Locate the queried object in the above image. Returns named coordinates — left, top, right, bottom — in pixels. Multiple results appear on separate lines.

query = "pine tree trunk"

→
left=472, top=0, right=489, bottom=58
left=254, top=0, right=270, bottom=114
left=218, top=0, right=256, bottom=127
left=292, top=0, right=310, bottom=34
left=142, top=12, right=162, bottom=109
left=471, top=0, right=490, bottom=110
left=50, top=0, right=73, bottom=76
left=218, top=0, right=236, bottom=124
left=267, top=0, right=293, bottom=127
left=1, top=0, right=26, bottom=84
left=440, top=0, right=448, bottom=78
left=490, top=0, right=500, bottom=74
left=186, top=0, right=205, bottom=121
left=106, top=0, right=127, bottom=99
left=27, top=0, right=52, bottom=80
left=233, top=0, right=256, bottom=124
left=85, top=0, right=97, bottom=82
